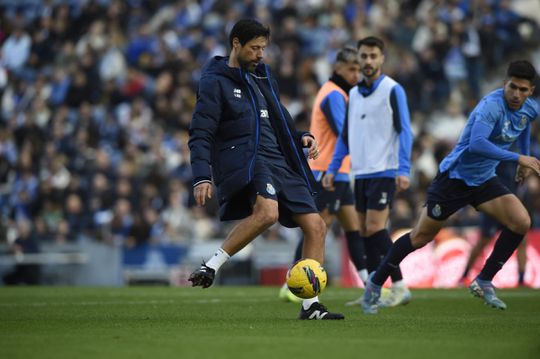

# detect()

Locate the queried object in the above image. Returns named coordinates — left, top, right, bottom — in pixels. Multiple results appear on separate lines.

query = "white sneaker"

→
left=379, top=285, right=412, bottom=307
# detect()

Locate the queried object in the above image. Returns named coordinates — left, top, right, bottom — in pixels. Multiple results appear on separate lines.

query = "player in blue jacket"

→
left=188, top=19, right=343, bottom=320
left=362, top=60, right=540, bottom=313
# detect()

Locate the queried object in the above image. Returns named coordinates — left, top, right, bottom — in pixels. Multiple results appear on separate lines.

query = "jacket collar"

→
left=205, top=56, right=269, bottom=83
left=357, top=74, right=386, bottom=97
left=329, top=72, right=353, bottom=93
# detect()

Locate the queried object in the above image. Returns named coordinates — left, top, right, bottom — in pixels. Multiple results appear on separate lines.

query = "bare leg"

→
left=293, top=212, right=326, bottom=263
left=336, top=205, right=360, bottom=231
left=222, top=195, right=279, bottom=255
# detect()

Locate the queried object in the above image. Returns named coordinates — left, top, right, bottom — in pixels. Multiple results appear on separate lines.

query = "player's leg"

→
left=337, top=203, right=368, bottom=284
left=460, top=214, right=497, bottom=284
left=362, top=178, right=407, bottom=287
left=355, top=179, right=380, bottom=274
left=362, top=208, right=445, bottom=314
left=276, top=168, right=343, bottom=320
left=280, top=209, right=334, bottom=303
left=294, top=212, right=326, bottom=263
left=517, top=237, right=527, bottom=286
left=294, top=212, right=344, bottom=320
left=470, top=193, right=530, bottom=309
left=189, top=195, right=278, bottom=288
left=364, top=205, right=411, bottom=307
left=358, top=210, right=381, bottom=273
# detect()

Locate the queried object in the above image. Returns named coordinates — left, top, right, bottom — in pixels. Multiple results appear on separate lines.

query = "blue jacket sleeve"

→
left=469, top=120, right=520, bottom=161
left=390, top=85, right=413, bottom=176
left=188, top=75, right=222, bottom=185
left=320, top=91, right=347, bottom=136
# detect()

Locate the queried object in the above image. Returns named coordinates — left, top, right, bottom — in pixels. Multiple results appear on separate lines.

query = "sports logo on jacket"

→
left=520, top=115, right=527, bottom=128
left=266, top=183, right=276, bottom=195
left=234, top=88, right=242, bottom=98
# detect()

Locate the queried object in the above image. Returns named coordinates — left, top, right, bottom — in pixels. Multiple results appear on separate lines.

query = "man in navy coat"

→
left=188, top=19, right=344, bottom=320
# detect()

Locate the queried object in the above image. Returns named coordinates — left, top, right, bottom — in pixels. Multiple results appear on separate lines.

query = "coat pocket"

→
left=216, top=139, right=250, bottom=175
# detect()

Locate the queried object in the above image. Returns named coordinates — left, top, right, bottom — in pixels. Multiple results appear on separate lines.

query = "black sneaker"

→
left=298, top=302, right=345, bottom=320
left=188, top=263, right=215, bottom=288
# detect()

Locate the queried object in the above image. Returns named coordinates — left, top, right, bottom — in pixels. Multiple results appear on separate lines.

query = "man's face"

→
left=234, top=36, right=267, bottom=72
left=335, top=62, right=361, bottom=86
left=358, top=45, right=384, bottom=79
left=503, top=77, right=535, bottom=110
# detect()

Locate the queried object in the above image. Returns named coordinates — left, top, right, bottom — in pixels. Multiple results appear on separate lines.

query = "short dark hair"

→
left=335, top=46, right=358, bottom=65
left=229, top=19, right=270, bottom=47
left=507, top=60, right=537, bottom=83
left=357, top=36, right=385, bottom=52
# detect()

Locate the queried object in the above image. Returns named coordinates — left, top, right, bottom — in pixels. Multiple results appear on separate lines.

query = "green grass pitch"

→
left=1, top=286, right=539, bottom=359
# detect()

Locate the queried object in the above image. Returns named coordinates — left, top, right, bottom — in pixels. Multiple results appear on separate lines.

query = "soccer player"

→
left=279, top=47, right=368, bottom=303
left=188, top=19, right=344, bottom=320
left=323, top=36, right=413, bottom=307
left=362, top=60, right=540, bottom=313
left=460, top=161, right=528, bottom=287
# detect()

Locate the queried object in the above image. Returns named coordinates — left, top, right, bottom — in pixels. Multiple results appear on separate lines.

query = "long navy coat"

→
left=189, top=56, right=317, bottom=226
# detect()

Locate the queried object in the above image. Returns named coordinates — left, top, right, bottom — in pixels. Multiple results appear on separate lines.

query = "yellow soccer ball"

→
left=286, top=258, right=327, bottom=299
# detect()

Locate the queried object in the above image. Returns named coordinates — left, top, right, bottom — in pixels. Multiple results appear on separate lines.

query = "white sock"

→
left=205, top=248, right=230, bottom=272
left=358, top=269, right=368, bottom=284
left=302, top=296, right=319, bottom=310
left=392, top=280, right=405, bottom=289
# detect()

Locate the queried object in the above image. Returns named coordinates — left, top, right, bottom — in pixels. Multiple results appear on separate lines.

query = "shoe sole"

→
left=189, top=274, right=213, bottom=288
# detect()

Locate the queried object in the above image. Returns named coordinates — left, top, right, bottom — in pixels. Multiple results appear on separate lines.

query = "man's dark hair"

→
left=507, top=60, right=537, bottom=83
left=336, top=46, right=359, bottom=65
left=229, top=19, right=270, bottom=47
left=357, top=36, right=385, bottom=52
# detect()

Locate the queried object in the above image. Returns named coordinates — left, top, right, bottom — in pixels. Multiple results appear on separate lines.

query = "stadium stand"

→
left=0, top=0, right=539, bottom=286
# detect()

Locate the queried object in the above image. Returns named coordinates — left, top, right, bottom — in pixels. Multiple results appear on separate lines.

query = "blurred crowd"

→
left=1, top=0, right=540, bottom=253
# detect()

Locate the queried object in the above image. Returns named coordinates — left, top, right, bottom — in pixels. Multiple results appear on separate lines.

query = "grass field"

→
left=1, top=286, right=539, bottom=359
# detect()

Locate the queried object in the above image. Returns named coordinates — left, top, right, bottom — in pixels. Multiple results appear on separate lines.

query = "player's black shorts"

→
left=249, top=158, right=318, bottom=225
left=315, top=181, right=354, bottom=214
left=426, top=171, right=512, bottom=221
left=354, top=177, right=396, bottom=212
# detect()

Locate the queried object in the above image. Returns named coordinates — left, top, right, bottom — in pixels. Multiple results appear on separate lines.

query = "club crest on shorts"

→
left=266, top=183, right=276, bottom=195
left=379, top=192, right=388, bottom=205
left=432, top=204, right=442, bottom=218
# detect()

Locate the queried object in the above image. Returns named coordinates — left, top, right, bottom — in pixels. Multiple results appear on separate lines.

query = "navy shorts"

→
left=249, top=158, right=318, bottom=225
left=426, top=171, right=512, bottom=221
left=354, top=177, right=396, bottom=212
left=315, top=181, right=355, bottom=214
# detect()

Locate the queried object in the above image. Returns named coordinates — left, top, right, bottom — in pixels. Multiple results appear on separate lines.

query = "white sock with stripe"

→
left=205, top=248, right=230, bottom=272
